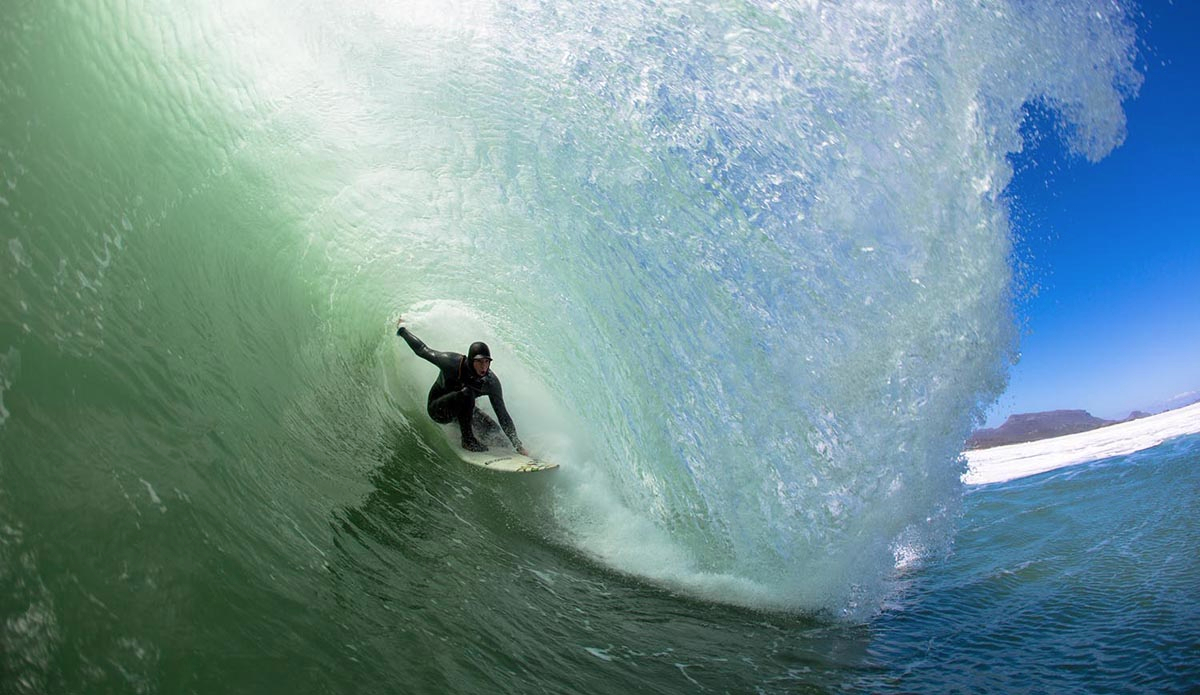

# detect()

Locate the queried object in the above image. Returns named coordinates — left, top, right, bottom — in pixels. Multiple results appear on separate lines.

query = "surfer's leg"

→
left=430, top=388, right=486, bottom=451
left=471, top=410, right=500, bottom=438
left=427, top=391, right=460, bottom=424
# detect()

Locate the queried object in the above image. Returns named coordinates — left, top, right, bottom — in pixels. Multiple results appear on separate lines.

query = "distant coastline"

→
left=962, top=400, right=1200, bottom=486
left=967, top=400, right=1198, bottom=450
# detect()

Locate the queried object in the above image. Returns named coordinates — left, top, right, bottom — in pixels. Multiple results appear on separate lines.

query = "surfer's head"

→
left=467, top=341, right=492, bottom=376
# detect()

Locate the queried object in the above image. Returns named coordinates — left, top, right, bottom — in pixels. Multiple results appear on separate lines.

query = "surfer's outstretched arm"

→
left=395, top=317, right=457, bottom=369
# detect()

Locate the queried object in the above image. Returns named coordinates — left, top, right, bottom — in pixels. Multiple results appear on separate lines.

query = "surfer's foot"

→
left=462, top=438, right=488, bottom=453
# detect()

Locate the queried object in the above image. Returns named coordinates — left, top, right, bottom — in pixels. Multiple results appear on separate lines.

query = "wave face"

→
left=0, top=0, right=1140, bottom=656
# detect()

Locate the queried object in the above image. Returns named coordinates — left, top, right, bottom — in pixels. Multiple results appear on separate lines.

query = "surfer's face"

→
left=472, top=356, right=492, bottom=376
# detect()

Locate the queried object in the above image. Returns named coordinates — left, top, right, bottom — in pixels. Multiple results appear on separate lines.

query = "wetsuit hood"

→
left=467, top=342, right=491, bottom=363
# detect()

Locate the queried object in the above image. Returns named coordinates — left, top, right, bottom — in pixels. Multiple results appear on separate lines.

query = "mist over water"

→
left=1, top=0, right=1149, bottom=691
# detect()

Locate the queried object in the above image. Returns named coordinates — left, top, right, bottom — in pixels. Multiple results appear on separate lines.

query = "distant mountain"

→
left=967, top=409, right=1116, bottom=449
left=967, top=398, right=1200, bottom=450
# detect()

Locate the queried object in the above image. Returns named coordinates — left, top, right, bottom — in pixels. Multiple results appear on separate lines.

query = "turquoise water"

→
left=5, top=0, right=1194, bottom=693
left=863, top=434, right=1200, bottom=693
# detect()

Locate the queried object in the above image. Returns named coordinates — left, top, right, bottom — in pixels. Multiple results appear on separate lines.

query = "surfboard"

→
left=453, top=446, right=559, bottom=473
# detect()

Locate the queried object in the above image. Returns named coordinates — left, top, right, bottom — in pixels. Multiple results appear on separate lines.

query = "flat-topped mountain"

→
left=966, top=399, right=1197, bottom=450
left=967, top=409, right=1118, bottom=449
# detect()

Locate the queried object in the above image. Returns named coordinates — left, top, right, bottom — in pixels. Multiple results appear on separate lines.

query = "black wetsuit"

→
left=396, top=326, right=523, bottom=451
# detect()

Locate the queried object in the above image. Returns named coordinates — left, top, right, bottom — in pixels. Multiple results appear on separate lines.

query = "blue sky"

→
left=986, top=0, right=1200, bottom=425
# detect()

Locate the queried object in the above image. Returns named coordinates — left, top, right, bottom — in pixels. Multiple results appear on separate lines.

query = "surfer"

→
left=395, top=317, right=529, bottom=455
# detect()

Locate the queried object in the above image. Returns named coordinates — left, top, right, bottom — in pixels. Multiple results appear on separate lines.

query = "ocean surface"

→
left=3, top=0, right=1197, bottom=692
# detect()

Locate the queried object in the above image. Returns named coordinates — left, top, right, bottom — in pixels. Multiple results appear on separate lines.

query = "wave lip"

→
left=963, top=402, right=1200, bottom=485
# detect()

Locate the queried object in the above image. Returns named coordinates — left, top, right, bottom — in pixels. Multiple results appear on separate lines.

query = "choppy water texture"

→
left=4, top=0, right=1194, bottom=693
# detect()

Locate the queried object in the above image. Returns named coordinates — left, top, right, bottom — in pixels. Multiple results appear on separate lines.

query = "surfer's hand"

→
left=517, top=446, right=530, bottom=457
left=395, top=315, right=405, bottom=331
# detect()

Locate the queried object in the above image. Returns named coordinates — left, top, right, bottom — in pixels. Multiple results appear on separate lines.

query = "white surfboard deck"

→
left=454, top=446, right=560, bottom=473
